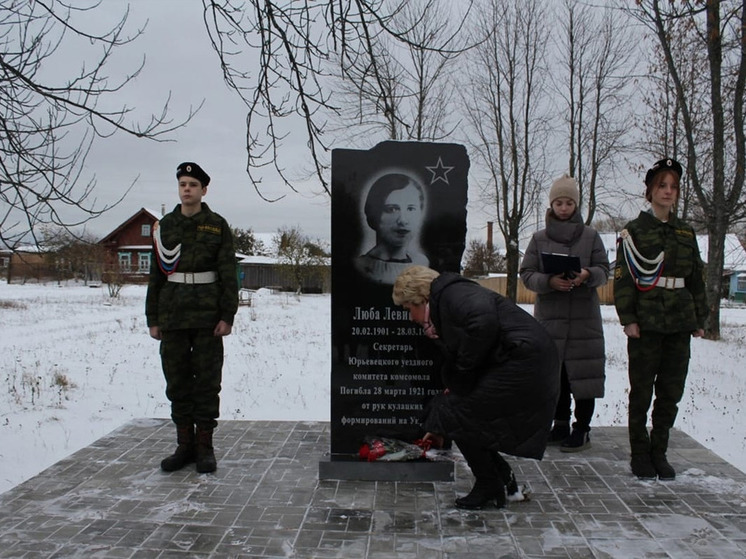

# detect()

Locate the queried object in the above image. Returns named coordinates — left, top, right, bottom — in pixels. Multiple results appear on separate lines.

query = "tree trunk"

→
left=704, top=221, right=726, bottom=340
left=504, top=241, right=521, bottom=303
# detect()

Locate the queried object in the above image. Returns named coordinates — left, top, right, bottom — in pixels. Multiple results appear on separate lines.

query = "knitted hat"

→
left=176, top=162, right=210, bottom=186
left=549, top=174, right=579, bottom=206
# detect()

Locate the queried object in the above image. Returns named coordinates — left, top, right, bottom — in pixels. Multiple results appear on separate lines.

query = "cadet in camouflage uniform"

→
left=146, top=162, right=239, bottom=474
left=614, top=158, right=707, bottom=480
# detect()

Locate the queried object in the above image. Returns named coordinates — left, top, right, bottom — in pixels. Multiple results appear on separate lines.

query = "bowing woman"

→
left=393, top=266, right=560, bottom=509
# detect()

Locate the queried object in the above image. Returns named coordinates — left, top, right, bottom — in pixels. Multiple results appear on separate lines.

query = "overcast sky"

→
left=79, top=1, right=332, bottom=243
left=74, top=1, right=496, bottom=246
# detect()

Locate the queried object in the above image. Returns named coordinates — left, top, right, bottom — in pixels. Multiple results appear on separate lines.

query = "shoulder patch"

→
left=614, top=267, right=622, bottom=280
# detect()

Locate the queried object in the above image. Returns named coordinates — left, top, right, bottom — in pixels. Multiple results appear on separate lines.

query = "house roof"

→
left=239, top=255, right=281, bottom=265
left=697, top=234, right=746, bottom=271
left=98, top=207, right=160, bottom=244
left=238, top=254, right=331, bottom=266
left=3, top=245, right=44, bottom=254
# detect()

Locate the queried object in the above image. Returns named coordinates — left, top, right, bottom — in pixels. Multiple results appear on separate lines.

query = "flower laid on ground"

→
left=358, top=437, right=426, bottom=462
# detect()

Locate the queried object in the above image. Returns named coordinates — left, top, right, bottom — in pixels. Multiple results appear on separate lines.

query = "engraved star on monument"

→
left=426, top=157, right=455, bottom=185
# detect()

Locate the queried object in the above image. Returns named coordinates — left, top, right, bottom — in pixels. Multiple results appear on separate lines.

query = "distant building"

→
left=96, top=210, right=330, bottom=291
left=0, top=248, right=9, bottom=277
left=697, top=234, right=746, bottom=301
left=237, top=254, right=330, bottom=293
left=98, top=207, right=161, bottom=283
left=1, top=246, right=49, bottom=284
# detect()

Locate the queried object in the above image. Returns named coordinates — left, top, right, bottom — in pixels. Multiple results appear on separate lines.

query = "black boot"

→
left=491, top=451, right=523, bottom=502
left=651, top=452, right=676, bottom=480
left=650, top=427, right=675, bottom=480
left=196, top=426, right=217, bottom=473
left=455, top=479, right=506, bottom=510
left=560, top=429, right=591, bottom=453
left=547, top=420, right=570, bottom=445
left=161, top=424, right=196, bottom=472
left=630, top=453, right=656, bottom=480
left=456, top=440, right=505, bottom=509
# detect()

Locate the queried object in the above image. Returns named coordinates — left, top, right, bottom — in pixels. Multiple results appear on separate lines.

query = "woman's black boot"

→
left=455, top=479, right=506, bottom=510
left=491, top=450, right=524, bottom=501
left=456, top=440, right=506, bottom=509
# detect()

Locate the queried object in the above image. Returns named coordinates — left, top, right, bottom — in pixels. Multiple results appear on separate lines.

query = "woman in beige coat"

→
left=520, top=175, right=609, bottom=452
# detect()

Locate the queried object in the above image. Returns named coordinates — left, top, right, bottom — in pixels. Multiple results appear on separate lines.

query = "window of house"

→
left=118, top=252, right=132, bottom=271
left=141, top=224, right=151, bottom=237
left=138, top=252, right=151, bottom=272
left=737, top=275, right=746, bottom=293
left=0, top=257, right=8, bottom=268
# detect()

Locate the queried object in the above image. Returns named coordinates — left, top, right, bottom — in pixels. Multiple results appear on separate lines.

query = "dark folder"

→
left=540, top=252, right=581, bottom=276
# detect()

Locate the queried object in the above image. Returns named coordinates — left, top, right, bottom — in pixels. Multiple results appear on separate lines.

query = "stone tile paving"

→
left=0, top=419, right=744, bottom=558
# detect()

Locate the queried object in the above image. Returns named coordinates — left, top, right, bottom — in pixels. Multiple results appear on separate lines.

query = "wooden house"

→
left=238, top=254, right=331, bottom=293
left=98, top=207, right=161, bottom=283
left=2, top=246, right=50, bottom=284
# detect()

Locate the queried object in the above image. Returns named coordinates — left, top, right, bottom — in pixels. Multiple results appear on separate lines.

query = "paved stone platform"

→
left=0, top=419, right=745, bottom=558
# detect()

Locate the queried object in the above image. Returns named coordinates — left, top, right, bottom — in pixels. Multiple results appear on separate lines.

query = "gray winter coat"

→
left=519, top=211, right=609, bottom=399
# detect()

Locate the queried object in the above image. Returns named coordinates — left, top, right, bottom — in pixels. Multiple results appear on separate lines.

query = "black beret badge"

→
left=176, top=162, right=211, bottom=186
left=644, top=158, right=682, bottom=186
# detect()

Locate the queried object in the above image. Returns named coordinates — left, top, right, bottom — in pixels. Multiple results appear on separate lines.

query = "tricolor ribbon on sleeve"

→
left=619, top=229, right=664, bottom=292
left=153, top=221, right=181, bottom=275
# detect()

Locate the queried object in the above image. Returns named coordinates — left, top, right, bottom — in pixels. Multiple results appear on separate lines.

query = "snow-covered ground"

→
left=1, top=281, right=744, bottom=495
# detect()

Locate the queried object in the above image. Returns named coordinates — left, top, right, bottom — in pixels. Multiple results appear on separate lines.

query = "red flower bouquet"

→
left=358, top=436, right=426, bottom=462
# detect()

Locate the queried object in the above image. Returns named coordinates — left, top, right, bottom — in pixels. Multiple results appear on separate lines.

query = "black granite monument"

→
left=319, top=141, right=469, bottom=481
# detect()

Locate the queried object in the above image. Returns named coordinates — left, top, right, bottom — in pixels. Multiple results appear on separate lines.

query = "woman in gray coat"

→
left=520, top=174, right=609, bottom=452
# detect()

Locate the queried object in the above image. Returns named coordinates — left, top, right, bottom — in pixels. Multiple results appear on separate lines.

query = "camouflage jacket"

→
left=613, top=210, right=707, bottom=333
left=146, top=203, right=238, bottom=331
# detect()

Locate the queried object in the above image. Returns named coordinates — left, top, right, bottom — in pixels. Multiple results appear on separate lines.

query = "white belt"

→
left=167, top=271, right=218, bottom=284
left=654, top=276, right=685, bottom=289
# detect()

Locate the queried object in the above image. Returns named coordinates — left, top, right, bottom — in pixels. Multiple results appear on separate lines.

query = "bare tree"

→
left=273, top=225, right=329, bottom=293
left=463, top=0, right=552, bottom=301
left=629, top=0, right=746, bottom=339
left=201, top=0, right=473, bottom=198
left=462, top=239, right=505, bottom=277
left=334, top=39, right=407, bottom=141
left=0, top=1, right=198, bottom=249
left=591, top=216, right=633, bottom=234
left=38, top=226, right=104, bottom=284
left=634, top=7, right=711, bottom=227
left=331, top=0, right=467, bottom=144
left=553, top=0, right=637, bottom=225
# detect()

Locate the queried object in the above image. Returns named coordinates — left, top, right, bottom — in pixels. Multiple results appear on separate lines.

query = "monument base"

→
left=318, top=456, right=455, bottom=481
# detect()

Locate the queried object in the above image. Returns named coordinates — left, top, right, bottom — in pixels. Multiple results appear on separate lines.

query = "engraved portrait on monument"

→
left=353, top=172, right=429, bottom=285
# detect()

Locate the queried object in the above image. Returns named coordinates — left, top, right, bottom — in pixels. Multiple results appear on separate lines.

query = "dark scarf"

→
left=545, top=208, right=585, bottom=246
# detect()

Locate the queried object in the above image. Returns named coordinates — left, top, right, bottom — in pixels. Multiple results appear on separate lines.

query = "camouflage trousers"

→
left=160, top=328, right=224, bottom=430
left=627, top=331, right=691, bottom=456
